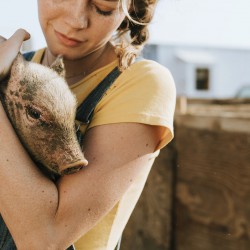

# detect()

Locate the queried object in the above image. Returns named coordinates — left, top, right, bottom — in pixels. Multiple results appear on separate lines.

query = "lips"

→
left=55, top=30, right=83, bottom=47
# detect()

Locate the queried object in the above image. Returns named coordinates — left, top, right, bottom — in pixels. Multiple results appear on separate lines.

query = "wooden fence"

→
left=121, top=98, right=250, bottom=250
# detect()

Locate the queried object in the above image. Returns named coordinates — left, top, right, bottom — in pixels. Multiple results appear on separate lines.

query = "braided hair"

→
left=113, top=0, right=157, bottom=71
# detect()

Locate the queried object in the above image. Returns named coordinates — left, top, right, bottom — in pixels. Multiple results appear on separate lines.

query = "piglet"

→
left=0, top=53, right=88, bottom=177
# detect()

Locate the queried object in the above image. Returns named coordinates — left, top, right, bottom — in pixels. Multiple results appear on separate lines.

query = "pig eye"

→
left=26, top=106, right=41, bottom=120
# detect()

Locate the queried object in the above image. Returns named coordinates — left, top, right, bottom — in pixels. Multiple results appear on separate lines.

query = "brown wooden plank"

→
left=174, top=125, right=250, bottom=250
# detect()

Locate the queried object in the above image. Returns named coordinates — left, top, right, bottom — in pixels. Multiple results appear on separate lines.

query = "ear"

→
left=9, top=53, right=26, bottom=79
left=50, top=55, right=65, bottom=78
left=13, top=53, right=26, bottom=69
left=4, top=53, right=27, bottom=92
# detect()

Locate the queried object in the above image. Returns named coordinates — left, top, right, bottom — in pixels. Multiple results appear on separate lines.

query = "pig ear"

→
left=11, top=53, right=26, bottom=75
left=6, top=53, right=26, bottom=90
left=50, top=55, right=65, bottom=78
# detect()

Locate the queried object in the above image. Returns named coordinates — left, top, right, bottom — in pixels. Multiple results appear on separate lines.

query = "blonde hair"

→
left=113, top=0, right=158, bottom=71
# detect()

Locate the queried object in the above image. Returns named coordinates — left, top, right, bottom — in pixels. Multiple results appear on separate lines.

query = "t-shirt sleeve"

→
left=88, top=60, right=176, bottom=150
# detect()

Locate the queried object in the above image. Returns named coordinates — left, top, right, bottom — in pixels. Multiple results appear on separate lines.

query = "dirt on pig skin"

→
left=0, top=53, right=88, bottom=177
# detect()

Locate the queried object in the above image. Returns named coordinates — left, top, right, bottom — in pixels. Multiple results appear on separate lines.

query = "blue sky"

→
left=1, top=0, right=250, bottom=50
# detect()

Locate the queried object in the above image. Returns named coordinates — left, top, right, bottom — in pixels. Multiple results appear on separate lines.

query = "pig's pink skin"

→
left=0, top=54, right=88, bottom=175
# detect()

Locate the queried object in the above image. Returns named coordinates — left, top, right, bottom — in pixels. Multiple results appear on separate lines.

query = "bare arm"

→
left=0, top=98, right=162, bottom=249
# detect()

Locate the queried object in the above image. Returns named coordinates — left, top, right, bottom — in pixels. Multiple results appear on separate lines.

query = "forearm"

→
left=0, top=102, right=162, bottom=249
left=0, top=103, right=59, bottom=248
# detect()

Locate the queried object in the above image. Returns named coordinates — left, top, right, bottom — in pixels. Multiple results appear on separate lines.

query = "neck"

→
left=42, top=43, right=117, bottom=85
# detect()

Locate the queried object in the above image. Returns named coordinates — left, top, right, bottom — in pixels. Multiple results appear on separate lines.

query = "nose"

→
left=64, top=1, right=89, bottom=29
left=61, top=159, right=88, bottom=175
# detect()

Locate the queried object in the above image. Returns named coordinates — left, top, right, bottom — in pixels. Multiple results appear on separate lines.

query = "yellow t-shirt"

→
left=32, top=49, right=176, bottom=250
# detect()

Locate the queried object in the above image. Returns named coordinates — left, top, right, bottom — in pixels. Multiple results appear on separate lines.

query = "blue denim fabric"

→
left=0, top=215, right=16, bottom=250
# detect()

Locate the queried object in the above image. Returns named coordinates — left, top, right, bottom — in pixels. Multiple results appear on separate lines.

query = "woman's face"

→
left=37, top=0, right=127, bottom=60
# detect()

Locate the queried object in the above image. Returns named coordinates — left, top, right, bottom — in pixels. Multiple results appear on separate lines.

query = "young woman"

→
left=0, top=0, right=176, bottom=249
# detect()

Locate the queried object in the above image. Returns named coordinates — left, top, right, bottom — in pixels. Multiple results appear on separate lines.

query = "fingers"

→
left=7, top=29, right=31, bottom=52
left=11, top=29, right=30, bottom=42
left=0, top=29, right=30, bottom=45
left=0, top=29, right=31, bottom=81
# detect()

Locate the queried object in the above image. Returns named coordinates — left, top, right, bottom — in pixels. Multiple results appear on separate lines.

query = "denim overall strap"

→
left=23, top=51, right=35, bottom=61
left=76, top=66, right=121, bottom=124
left=0, top=216, right=16, bottom=250
left=75, top=56, right=143, bottom=124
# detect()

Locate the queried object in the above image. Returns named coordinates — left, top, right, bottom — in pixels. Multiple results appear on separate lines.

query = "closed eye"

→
left=95, top=6, right=113, bottom=16
left=91, top=1, right=116, bottom=17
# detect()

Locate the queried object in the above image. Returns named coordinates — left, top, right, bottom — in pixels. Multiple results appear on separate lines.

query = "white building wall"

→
left=143, top=45, right=250, bottom=98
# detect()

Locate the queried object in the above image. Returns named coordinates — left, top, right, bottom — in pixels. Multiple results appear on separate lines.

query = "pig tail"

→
left=114, top=0, right=157, bottom=71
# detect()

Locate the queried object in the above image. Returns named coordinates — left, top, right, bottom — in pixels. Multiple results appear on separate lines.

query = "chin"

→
left=48, top=46, right=85, bottom=61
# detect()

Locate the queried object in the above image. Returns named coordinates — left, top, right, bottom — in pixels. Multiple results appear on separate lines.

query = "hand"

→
left=0, top=29, right=30, bottom=81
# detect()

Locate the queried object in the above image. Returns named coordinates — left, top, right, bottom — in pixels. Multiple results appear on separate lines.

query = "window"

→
left=196, top=68, right=210, bottom=90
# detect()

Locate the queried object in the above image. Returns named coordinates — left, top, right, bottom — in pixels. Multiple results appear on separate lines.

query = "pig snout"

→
left=53, top=140, right=88, bottom=175
left=60, top=160, right=88, bottom=176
